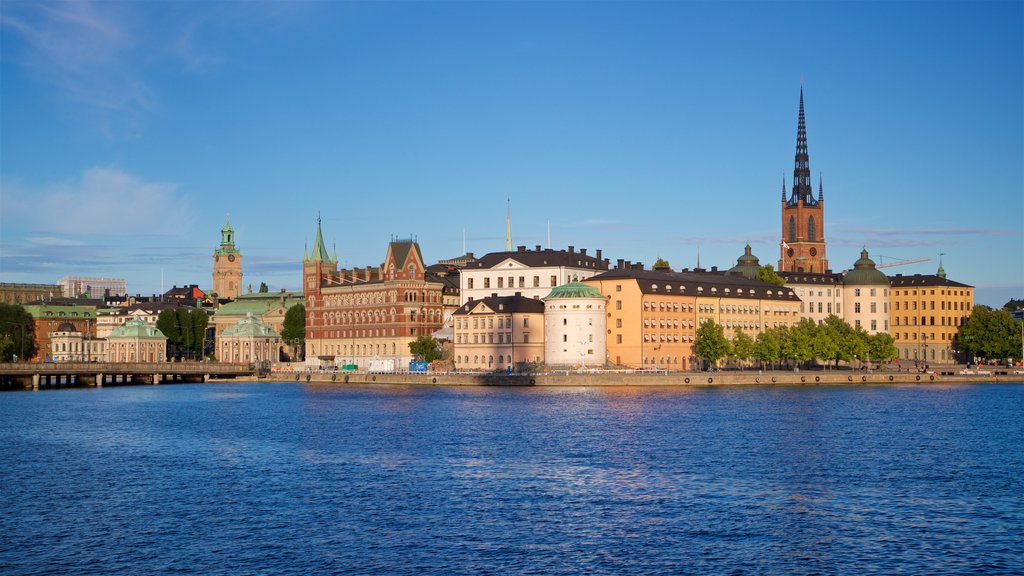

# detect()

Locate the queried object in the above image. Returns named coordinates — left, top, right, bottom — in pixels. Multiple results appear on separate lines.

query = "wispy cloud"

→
left=1, top=167, right=193, bottom=236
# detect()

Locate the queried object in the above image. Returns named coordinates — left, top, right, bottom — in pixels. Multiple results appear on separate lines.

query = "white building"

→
left=218, top=312, right=281, bottom=364
left=58, top=276, right=127, bottom=299
left=842, top=248, right=890, bottom=334
left=543, top=282, right=607, bottom=368
left=459, top=245, right=609, bottom=305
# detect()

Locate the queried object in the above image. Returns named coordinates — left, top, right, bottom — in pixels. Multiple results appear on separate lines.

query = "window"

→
left=870, top=302, right=876, bottom=313
left=789, top=216, right=796, bottom=242
left=563, top=335, right=567, bottom=342
left=484, top=278, right=490, bottom=289
left=855, top=303, right=861, bottom=313
left=616, top=334, right=622, bottom=344
left=550, top=275, right=557, bottom=287
left=498, top=277, right=504, bottom=288
left=616, top=318, right=622, bottom=328
left=523, top=317, right=529, bottom=327
left=870, top=288, right=876, bottom=297
left=615, top=300, right=622, bottom=310
left=615, top=285, right=622, bottom=292
left=855, top=289, right=861, bottom=297
left=519, top=277, right=525, bottom=288
left=807, top=216, right=816, bottom=242
left=871, top=320, right=877, bottom=331
left=533, top=276, right=540, bottom=287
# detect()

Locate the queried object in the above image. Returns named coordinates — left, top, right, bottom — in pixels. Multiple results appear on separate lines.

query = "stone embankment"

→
left=268, top=369, right=1024, bottom=387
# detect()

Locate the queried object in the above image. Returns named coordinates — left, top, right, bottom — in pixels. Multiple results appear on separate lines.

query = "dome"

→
left=222, top=312, right=280, bottom=338
left=728, top=244, right=761, bottom=279
left=109, top=315, right=167, bottom=339
left=543, top=282, right=603, bottom=300
left=57, top=322, right=76, bottom=332
left=844, top=248, right=890, bottom=286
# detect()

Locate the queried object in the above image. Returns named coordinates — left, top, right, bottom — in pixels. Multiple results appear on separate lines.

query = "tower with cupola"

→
left=779, top=86, right=828, bottom=273
left=213, top=215, right=243, bottom=299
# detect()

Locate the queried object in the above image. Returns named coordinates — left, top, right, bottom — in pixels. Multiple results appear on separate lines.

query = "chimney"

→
left=515, top=292, right=521, bottom=297
left=518, top=245, right=526, bottom=252
left=467, top=252, right=474, bottom=259
left=492, top=293, right=498, bottom=298
left=617, top=259, right=625, bottom=269
left=580, top=248, right=587, bottom=256
left=535, top=245, right=541, bottom=251
left=711, top=266, right=718, bottom=272
left=595, top=249, right=602, bottom=261
left=568, top=245, right=575, bottom=254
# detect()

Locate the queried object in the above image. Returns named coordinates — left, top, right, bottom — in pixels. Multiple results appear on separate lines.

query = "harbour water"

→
left=2, top=382, right=1022, bottom=575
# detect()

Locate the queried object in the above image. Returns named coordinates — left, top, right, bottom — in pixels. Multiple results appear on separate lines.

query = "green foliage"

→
left=408, top=335, right=442, bottom=363
left=753, top=328, right=783, bottom=367
left=866, top=332, right=898, bottom=363
left=756, top=265, right=786, bottom=287
left=695, top=320, right=729, bottom=368
left=784, top=318, right=816, bottom=366
left=156, top=309, right=181, bottom=344
left=1003, top=298, right=1024, bottom=311
left=959, top=306, right=1021, bottom=361
left=157, top=307, right=208, bottom=359
left=810, top=322, right=840, bottom=368
left=0, top=303, right=35, bottom=361
left=259, top=282, right=269, bottom=293
left=653, top=257, right=673, bottom=271
left=281, top=304, right=306, bottom=343
left=730, top=329, right=755, bottom=366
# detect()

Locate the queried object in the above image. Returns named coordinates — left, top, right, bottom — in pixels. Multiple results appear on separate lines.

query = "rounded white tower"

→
left=543, top=282, right=607, bottom=368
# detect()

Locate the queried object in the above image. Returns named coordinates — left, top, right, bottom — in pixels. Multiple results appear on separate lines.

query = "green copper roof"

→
left=215, top=214, right=241, bottom=256
left=108, top=315, right=166, bottom=340
left=544, top=281, right=604, bottom=300
left=215, top=292, right=304, bottom=317
left=728, top=244, right=761, bottom=279
left=844, top=248, right=890, bottom=286
left=307, top=215, right=333, bottom=263
left=22, top=304, right=96, bottom=319
left=221, top=312, right=280, bottom=338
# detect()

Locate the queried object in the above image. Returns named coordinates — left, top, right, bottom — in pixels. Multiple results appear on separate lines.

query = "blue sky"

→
left=1, top=1, right=1021, bottom=306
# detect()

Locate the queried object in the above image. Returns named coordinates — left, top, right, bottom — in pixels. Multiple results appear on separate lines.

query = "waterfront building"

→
left=543, top=282, right=607, bottom=368
left=213, top=216, right=243, bottom=299
left=303, top=217, right=444, bottom=368
left=584, top=265, right=801, bottom=370
left=105, top=315, right=167, bottom=362
left=96, top=302, right=183, bottom=338
left=452, top=293, right=545, bottom=371
left=779, top=87, right=828, bottom=274
left=22, top=304, right=97, bottom=361
left=889, top=262, right=974, bottom=365
left=212, top=290, right=304, bottom=339
left=460, top=245, right=609, bottom=305
left=58, top=276, right=126, bottom=299
left=841, top=249, right=890, bottom=335
left=0, top=282, right=62, bottom=305
left=217, top=312, right=281, bottom=364
left=49, top=322, right=106, bottom=362
left=781, top=271, right=844, bottom=325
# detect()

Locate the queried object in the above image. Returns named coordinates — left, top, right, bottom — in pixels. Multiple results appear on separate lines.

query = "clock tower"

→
left=213, top=215, right=243, bottom=299
left=779, top=85, right=828, bottom=273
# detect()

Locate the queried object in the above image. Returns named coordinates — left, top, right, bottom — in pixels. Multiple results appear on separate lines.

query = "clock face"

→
left=809, top=247, right=818, bottom=256
left=787, top=248, right=794, bottom=257
left=228, top=254, right=235, bottom=262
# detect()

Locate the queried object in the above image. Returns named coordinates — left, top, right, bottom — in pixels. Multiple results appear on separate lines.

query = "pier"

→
left=0, top=362, right=257, bottom=390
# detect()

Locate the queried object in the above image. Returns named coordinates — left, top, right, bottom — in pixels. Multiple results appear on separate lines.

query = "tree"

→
left=259, top=282, right=269, bottom=293
left=730, top=328, right=755, bottom=369
left=653, top=257, right=673, bottom=272
left=959, top=306, right=1020, bottom=362
left=156, top=309, right=182, bottom=348
left=756, top=265, right=786, bottom=287
left=866, top=332, right=898, bottom=364
left=156, top=307, right=208, bottom=359
left=822, top=315, right=856, bottom=367
left=784, top=318, right=816, bottom=368
left=408, top=335, right=442, bottom=363
left=810, top=321, right=840, bottom=369
left=281, top=304, right=306, bottom=361
left=0, top=303, right=35, bottom=361
left=754, top=328, right=783, bottom=369
left=695, top=320, right=729, bottom=369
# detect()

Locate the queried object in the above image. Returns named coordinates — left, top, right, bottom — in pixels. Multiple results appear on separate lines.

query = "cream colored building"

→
left=218, top=313, right=281, bottom=364
left=841, top=249, right=890, bottom=335
left=106, top=316, right=168, bottom=363
left=889, top=265, right=973, bottom=365
left=452, top=294, right=545, bottom=371
left=543, top=282, right=607, bottom=368
left=49, top=323, right=106, bottom=362
left=460, top=246, right=609, bottom=305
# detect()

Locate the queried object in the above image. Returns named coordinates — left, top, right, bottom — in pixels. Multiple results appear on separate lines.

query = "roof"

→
left=843, top=249, right=890, bottom=286
left=306, top=216, right=333, bottom=263
left=467, top=246, right=608, bottom=271
left=221, top=313, right=281, bottom=338
left=453, top=294, right=546, bottom=316
left=727, top=244, right=761, bottom=279
left=108, top=316, right=166, bottom=340
left=544, top=282, right=604, bottom=300
left=888, top=274, right=972, bottom=289
left=215, top=292, right=304, bottom=317
left=585, top=269, right=801, bottom=301
left=388, top=240, right=422, bottom=269
left=23, top=304, right=97, bottom=320
left=780, top=271, right=843, bottom=285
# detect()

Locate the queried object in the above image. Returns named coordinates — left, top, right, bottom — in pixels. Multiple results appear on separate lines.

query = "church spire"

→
left=308, top=212, right=331, bottom=263
left=819, top=173, right=824, bottom=202
left=790, top=85, right=815, bottom=206
left=781, top=174, right=786, bottom=202
left=937, top=253, right=946, bottom=279
left=505, top=198, right=512, bottom=252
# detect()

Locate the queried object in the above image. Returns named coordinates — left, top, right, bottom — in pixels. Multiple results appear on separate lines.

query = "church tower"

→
left=779, top=86, right=828, bottom=273
left=213, top=215, right=243, bottom=299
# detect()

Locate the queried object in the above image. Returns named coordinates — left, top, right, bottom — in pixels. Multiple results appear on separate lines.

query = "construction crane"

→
left=876, top=256, right=930, bottom=269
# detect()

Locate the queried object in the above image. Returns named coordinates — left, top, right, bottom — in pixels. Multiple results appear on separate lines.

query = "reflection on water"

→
left=2, top=382, right=1023, bottom=575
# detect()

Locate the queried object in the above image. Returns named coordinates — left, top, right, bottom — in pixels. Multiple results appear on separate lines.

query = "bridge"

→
left=0, top=362, right=258, bottom=390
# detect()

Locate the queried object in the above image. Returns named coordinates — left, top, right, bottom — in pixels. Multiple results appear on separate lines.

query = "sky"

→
left=1, top=1, right=1021, bottom=307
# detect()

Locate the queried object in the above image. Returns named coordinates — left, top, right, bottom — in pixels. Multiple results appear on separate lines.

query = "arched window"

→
left=788, top=216, right=796, bottom=242
left=807, top=216, right=816, bottom=242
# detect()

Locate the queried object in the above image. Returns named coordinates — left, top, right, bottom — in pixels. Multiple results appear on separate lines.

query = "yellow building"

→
left=452, top=294, right=545, bottom=371
left=585, top=267, right=801, bottom=370
left=889, top=266, right=973, bottom=366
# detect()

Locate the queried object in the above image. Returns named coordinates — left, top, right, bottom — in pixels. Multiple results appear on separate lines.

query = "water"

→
left=2, top=383, right=1022, bottom=575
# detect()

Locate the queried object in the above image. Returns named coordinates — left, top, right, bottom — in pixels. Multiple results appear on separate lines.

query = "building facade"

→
left=58, top=277, right=127, bottom=299
left=459, top=245, right=609, bottom=305
left=779, top=87, right=828, bottom=274
left=452, top=294, right=545, bottom=371
left=889, top=266, right=973, bottom=365
left=106, top=316, right=168, bottom=362
left=218, top=313, right=281, bottom=364
left=543, top=282, right=607, bottom=368
left=0, top=283, right=62, bottom=305
left=49, top=323, right=106, bottom=362
left=213, top=216, right=243, bottom=299
left=23, top=304, right=97, bottom=361
left=841, top=249, right=890, bottom=335
left=303, top=217, right=444, bottom=368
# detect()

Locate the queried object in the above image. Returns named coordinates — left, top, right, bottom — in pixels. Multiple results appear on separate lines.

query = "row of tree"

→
left=957, top=306, right=1022, bottom=363
left=694, top=315, right=898, bottom=370
left=0, top=304, right=36, bottom=362
left=155, top=308, right=209, bottom=360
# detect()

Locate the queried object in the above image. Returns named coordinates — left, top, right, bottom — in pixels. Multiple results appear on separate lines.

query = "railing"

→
left=0, top=362, right=254, bottom=374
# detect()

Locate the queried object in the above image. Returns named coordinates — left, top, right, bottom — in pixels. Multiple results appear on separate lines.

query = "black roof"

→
left=468, top=246, right=609, bottom=271
left=453, top=294, right=546, bottom=316
left=888, top=274, right=972, bottom=289
left=779, top=271, right=843, bottom=284
left=587, top=268, right=801, bottom=301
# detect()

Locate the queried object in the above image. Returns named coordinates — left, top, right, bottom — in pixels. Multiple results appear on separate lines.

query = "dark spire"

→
left=818, top=173, right=824, bottom=202
left=789, top=85, right=816, bottom=207
left=782, top=173, right=786, bottom=202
